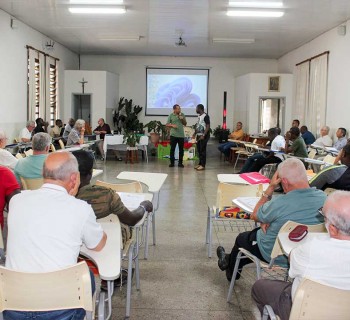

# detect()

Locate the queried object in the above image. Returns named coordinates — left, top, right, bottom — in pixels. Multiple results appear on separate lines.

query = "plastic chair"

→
left=263, top=278, right=350, bottom=320
left=58, top=139, right=65, bottom=149
left=95, top=180, right=143, bottom=193
left=20, top=177, right=44, bottom=190
left=24, top=149, right=33, bottom=157
left=136, top=135, right=149, bottom=163
left=227, top=220, right=326, bottom=303
left=206, top=182, right=259, bottom=258
left=0, top=262, right=94, bottom=320
left=50, top=143, right=56, bottom=152
left=233, top=143, right=259, bottom=172
left=15, top=153, right=23, bottom=159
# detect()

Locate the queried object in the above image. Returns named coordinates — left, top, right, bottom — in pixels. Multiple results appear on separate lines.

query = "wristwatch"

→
left=262, top=192, right=272, bottom=200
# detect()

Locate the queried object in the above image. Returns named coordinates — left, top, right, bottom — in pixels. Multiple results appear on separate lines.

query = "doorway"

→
left=259, top=97, right=285, bottom=133
left=72, top=94, right=91, bottom=124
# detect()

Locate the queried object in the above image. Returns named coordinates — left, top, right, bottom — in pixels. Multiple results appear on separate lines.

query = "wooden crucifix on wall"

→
left=79, top=78, right=88, bottom=94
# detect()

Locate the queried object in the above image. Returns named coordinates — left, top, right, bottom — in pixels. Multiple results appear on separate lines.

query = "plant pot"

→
left=219, top=131, right=229, bottom=143
left=150, top=132, right=160, bottom=144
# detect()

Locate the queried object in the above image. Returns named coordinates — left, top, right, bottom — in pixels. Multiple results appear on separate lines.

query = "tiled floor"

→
left=94, top=139, right=260, bottom=320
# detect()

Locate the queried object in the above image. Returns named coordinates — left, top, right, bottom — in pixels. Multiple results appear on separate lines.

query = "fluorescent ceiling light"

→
left=100, top=36, right=141, bottom=41
left=228, top=1, right=283, bottom=8
left=70, top=0, right=123, bottom=3
left=69, top=7, right=126, bottom=14
left=212, top=38, right=255, bottom=44
left=227, top=10, right=284, bottom=17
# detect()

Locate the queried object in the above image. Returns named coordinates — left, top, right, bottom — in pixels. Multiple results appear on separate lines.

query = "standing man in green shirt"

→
left=166, top=104, right=187, bottom=168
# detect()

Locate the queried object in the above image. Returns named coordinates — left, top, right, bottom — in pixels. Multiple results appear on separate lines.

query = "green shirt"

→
left=167, top=113, right=186, bottom=138
left=257, top=188, right=326, bottom=266
left=291, top=136, right=308, bottom=158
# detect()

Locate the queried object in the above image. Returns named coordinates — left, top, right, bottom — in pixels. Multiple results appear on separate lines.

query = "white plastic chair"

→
left=137, top=135, right=149, bottom=163
left=263, top=278, right=350, bottom=320
left=95, top=180, right=143, bottom=193
left=20, top=177, right=44, bottom=190
left=227, top=221, right=326, bottom=303
left=206, top=182, right=259, bottom=258
left=0, top=262, right=94, bottom=319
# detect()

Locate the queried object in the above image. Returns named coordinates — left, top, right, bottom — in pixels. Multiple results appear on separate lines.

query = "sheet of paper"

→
left=117, top=192, right=145, bottom=210
left=232, top=197, right=260, bottom=213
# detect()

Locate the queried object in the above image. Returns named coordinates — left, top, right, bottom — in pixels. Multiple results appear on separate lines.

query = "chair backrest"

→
left=0, top=262, right=93, bottom=316
left=138, top=135, right=149, bottom=146
left=50, top=143, right=56, bottom=152
left=15, top=153, right=23, bottom=159
left=323, top=154, right=336, bottom=165
left=24, top=149, right=33, bottom=157
left=58, top=139, right=65, bottom=149
left=95, top=180, right=143, bottom=193
left=20, top=177, right=44, bottom=190
left=270, top=220, right=326, bottom=263
left=308, top=148, right=317, bottom=159
left=216, top=182, right=259, bottom=208
left=289, top=278, right=350, bottom=320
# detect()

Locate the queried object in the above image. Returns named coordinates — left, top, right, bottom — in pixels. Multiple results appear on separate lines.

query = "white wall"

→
left=234, top=73, right=293, bottom=134
left=64, top=70, right=118, bottom=129
left=0, top=9, right=79, bottom=140
left=80, top=55, right=278, bottom=130
left=278, top=19, right=350, bottom=138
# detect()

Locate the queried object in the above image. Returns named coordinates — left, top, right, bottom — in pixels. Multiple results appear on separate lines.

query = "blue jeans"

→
left=4, top=269, right=95, bottom=320
left=218, top=142, right=238, bottom=158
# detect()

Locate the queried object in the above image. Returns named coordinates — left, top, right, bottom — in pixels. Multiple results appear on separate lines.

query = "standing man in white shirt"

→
left=6, top=151, right=107, bottom=319
left=251, top=191, right=350, bottom=320
left=19, top=120, right=35, bottom=142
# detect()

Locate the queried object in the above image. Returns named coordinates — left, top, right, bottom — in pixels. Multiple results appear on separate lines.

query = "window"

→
left=27, top=46, right=59, bottom=123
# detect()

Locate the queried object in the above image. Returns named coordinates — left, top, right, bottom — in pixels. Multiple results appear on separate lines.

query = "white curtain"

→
left=38, top=52, right=46, bottom=119
left=28, top=49, right=37, bottom=121
left=293, top=61, right=310, bottom=125
left=307, top=54, right=328, bottom=136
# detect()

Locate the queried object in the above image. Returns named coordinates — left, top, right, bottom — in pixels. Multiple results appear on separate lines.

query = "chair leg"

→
left=227, top=251, right=243, bottom=302
left=135, top=228, right=140, bottom=290
left=233, top=154, right=241, bottom=171
left=144, top=213, right=151, bottom=260
left=208, top=214, right=213, bottom=258
left=152, top=211, right=156, bottom=245
left=126, top=243, right=134, bottom=318
left=206, top=207, right=210, bottom=244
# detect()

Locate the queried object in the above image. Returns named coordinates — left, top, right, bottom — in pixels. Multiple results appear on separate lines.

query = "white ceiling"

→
left=1, top=0, right=350, bottom=59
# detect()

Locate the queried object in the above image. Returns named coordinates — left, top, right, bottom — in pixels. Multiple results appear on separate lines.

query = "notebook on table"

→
left=239, top=172, right=270, bottom=184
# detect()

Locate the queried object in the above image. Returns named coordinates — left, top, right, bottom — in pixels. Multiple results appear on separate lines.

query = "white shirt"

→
left=289, top=236, right=350, bottom=300
left=314, top=135, right=333, bottom=147
left=0, top=148, right=18, bottom=170
left=6, top=183, right=104, bottom=273
left=271, top=135, right=285, bottom=161
left=19, top=127, right=32, bottom=141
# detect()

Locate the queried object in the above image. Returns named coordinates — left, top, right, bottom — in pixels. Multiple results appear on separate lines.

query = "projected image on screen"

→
left=146, top=68, right=209, bottom=116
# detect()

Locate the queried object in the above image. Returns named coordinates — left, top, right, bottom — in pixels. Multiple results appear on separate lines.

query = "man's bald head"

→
left=43, top=152, right=78, bottom=182
left=324, top=191, right=350, bottom=237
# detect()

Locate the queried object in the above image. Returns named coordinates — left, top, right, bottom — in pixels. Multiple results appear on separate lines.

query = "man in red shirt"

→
left=0, top=167, right=20, bottom=228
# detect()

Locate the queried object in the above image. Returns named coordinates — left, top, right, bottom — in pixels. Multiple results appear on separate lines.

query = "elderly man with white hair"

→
left=67, top=118, right=85, bottom=146
left=217, top=158, right=327, bottom=282
left=6, top=151, right=106, bottom=319
left=251, top=191, right=350, bottom=320
left=0, top=129, right=18, bottom=170
left=19, top=120, right=35, bottom=142
left=14, top=132, right=51, bottom=185
left=314, top=125, right=333, bottom=147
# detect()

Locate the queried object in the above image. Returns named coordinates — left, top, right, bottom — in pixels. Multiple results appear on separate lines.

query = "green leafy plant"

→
left=144, top=120, right=167, bottom=141
left=123, top=131, right=141, bottom=147
left=212, top=125, right=230, bottom=142
left=113, top=97, right=143, bottom=134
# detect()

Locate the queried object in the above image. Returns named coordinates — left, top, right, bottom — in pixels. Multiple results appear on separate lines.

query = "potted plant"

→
left=213, top=125, right=231, bottom=143
left=123, top=131, right=141, bottom=147
left=144, top=120, right=166, bottom=144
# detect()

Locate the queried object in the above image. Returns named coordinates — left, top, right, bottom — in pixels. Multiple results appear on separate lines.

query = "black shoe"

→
left=169, top=163, right=175, bottom=167
left=178, top=163, right=184, bottom=168
left=226, top=267, right=241, bottom=282
left=100, top=269, right=131, bottom=291
left=217, top=246, right=229, bottom=271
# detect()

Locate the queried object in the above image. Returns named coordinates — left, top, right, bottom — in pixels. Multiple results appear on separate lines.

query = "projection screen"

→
left=146, top=67, right=209, bottom=116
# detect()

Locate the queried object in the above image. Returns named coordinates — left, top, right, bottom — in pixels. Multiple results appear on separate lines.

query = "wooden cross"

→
left=79, top=78, right=88, bottom=94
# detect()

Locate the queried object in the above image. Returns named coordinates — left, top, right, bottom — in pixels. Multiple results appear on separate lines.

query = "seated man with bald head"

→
left=252, top=191, right=350, bottom=320
left=6, top=152, right=106, bottom=320
left=217, top=158, right=326, bottom=282
left=73, top=150, right=153, bottom=246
